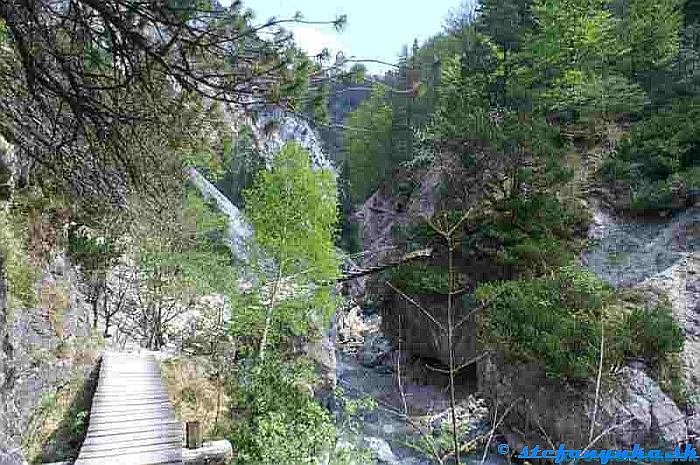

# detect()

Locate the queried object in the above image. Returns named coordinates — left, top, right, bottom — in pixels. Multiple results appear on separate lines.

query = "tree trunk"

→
left=104, top=313, right=110, bottom=338
left=258, top=261, right=284, bottom=363
left=92, top=297, right=99, bottom=331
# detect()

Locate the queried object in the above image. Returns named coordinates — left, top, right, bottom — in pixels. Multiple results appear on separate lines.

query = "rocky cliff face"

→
left=351, top=142, right=700, bottom=455
left=0, top=136, right=97, bottom=465
left=351, top=147, right=504, bottom=369
left=0, top=253, right=96, bottom=463
left=223, top=104, right=335, bottom=174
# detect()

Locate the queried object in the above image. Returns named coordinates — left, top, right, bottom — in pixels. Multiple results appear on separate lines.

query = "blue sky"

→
left=220, top=0, right=470, bottom=75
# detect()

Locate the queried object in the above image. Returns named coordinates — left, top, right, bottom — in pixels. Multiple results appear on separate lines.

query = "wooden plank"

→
left=90, top=402, right=174, bottom=414
left=77, top=442, right=181, bottom=459
left=90, top=396, right=172, bottom=406
left=86, top=419, right=182, bottom=435
left=77, top=353, right=183, bottom=465
left=94, top=386, right=168, bottom=393
left=90, top=394, right=171, bottom=404
left=75, top=446, right=182, bottom=463
left=89, top=403, right=175, bottom=414
left=87, top=410, right=177, bottom=424
left=79, top=434, right=182, bottom=453
left=81, top=427, right=183, bottom=444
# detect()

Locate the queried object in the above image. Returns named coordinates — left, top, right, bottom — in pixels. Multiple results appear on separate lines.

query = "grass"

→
left=160, top=355, right=233, bottom=441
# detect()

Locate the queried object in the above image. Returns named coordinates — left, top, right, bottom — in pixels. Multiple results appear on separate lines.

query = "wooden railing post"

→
left=186, top=421, right=201, bottom=449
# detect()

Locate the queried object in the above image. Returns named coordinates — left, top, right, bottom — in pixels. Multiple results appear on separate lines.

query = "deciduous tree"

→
left=242, top=142, right=340, bottom=362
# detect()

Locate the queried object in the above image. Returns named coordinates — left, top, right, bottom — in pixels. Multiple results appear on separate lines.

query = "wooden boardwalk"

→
left=75, top=352, right=183, bottom=465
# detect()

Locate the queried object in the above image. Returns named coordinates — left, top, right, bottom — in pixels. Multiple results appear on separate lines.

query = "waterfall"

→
left=185, top=166, right=253, bottom=263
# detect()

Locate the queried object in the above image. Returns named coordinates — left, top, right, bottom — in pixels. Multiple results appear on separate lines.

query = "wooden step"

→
left=79, top=433, right=182, bottom=454
left=82, top=425, right=182, bottom=443
left=86, top=419, right=182, bottom=435
left=75, top=444, right=182, bottom=462
left=87, top=409, right=177, bottom=424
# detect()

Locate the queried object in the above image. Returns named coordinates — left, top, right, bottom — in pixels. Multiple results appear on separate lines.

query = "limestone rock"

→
left=360, top=437, right=397, bottom=464
left=360, top=334, right=393, bottom=368
left=0, top=252, right=93, bottom=461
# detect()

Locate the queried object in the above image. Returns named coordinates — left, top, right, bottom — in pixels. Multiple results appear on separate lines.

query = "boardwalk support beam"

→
left=186, top=421, right=201, bottom=450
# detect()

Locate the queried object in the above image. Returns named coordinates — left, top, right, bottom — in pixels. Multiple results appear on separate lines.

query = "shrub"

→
left=67, top=223, right=123, bottom=273
left=463, top=195, right=588, bottom=278
left=599, top=97, right=700, bottom=212
left=476, top=266, right=614, bottom=380
left=629, top=179, right=675, bottom=212
left=678, top=167, right=700, bottom=189
left=477, top=268, right=604, bottom=380
left=600, top=157, right=632, bottom=183
left=389, top=263, right=452, bottom=295
left=614, top=305, right=684, bottom=362
left=478, top=266, right=685, bottom=383
left=227, top=357, right=336, bottom=465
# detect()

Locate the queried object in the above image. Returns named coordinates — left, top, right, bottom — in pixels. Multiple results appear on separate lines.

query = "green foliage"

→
left=526, top=0, right=623, bottom=97
left=41, top=392, right=57, bottom=411
left=600, top=97, right=700, bottom=212
left=477, top=265, right=685, bottom=382
left=560, top=73, right=647, bottom=120
left=476, top=0, right=534, bottom=54
left=463, top=194, right=589, bottom=278
left=229, top=292, right=265, bottom=356
left=432, top=36, right=497, bottom=142
left=629, top=179, right=676, bottom=212
left=611, top=0, right=684, bottom=78
left=242, top=142, right=340, bottom=360
left=244, top=142, right=340, bottom=280
left=0, top=18, right=8, bottom=43
left=279, top=47, right=330, bottom=124
left=226, top=357, right=334, bottom=465
left=336, top=161, right=362, bottom=254
left=614, top=305, right=685, bottom=362
left=0, top=206, right=39, bottom=314
left=476, top=266, right=613, bottom=380
left=70, top=410, right=89, bottom=438
left=390, top=264, right=452, bottom=295
left=67, top=224, right=123, bottom=275
left=217, top=125, right=264, bottom=208
left=139, top=187, right=235, bottom=296
left=343, top=86, right=394, bottom=203
left=128, top=183, right=238, bottom=349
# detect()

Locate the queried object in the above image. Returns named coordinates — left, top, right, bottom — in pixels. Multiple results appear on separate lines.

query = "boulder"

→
left=383, top=291, right=479, bottom=368
left=360, top=334, right=393, bottom=368
left=480, top=352, right=691, bottom=457
left=360, top=437, right=397, bottom=464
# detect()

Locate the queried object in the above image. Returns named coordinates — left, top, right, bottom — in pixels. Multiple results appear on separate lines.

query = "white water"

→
left=185, top=167, right=253, bottom=263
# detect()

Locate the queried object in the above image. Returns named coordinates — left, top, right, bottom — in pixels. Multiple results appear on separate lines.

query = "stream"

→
left=320, top=307, right=512, bottom=465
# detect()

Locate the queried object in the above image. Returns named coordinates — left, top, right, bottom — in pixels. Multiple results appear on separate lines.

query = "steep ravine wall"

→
left=0, top=136, right=97, bottom=465
left=351, top=157, right=700, bottom=456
